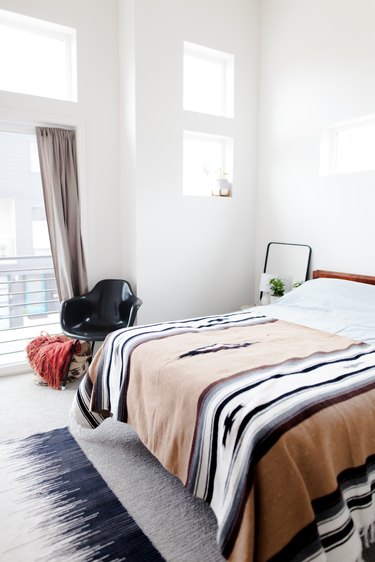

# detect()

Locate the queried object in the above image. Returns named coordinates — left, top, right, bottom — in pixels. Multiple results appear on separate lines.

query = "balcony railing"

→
left=0, top=255, right=61, bottom=369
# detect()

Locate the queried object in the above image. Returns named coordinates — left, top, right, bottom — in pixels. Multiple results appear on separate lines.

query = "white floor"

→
left=0, top=372, right=80, bottom=440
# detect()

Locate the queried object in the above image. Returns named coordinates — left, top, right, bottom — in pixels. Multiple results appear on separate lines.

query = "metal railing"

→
left=0, top=255, right=61, bottom=368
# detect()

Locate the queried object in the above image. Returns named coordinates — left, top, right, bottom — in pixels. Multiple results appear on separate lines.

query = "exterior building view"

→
left=0, top=130, right=59, bottom=366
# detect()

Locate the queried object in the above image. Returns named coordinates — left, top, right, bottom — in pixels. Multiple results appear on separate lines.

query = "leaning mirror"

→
left=260, top=242, right=312, bottom=300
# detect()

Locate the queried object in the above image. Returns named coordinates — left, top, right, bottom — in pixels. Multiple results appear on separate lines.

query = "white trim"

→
left=0, top=8, right=76, bottom=36
left=0, top=122, right=75, bottom=135
left=0, top=362, right=30, bottom=378
left=0, top=105, right=81, bottom=130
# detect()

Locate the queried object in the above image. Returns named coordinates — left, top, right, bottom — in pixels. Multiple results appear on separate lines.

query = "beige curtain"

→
left=36, top=127, right=88, bottom=301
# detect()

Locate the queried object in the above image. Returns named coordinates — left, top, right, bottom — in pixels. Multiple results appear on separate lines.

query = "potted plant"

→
left=216, top=168, right=231, bottom=196
left=269, top=277, right=285, bottom=301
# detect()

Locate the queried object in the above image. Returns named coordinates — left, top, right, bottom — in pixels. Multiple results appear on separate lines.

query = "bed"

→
left=71, top=270, right=375, bottom=562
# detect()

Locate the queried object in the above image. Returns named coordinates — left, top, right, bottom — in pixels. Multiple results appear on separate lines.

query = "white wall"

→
left=0, top=0, right=121, bottom=285
left=4, top=0, right=373, bottom=328
left=119, top=0, right=259, bottom=324
left=0, top=0, right=258, bottom=326
left=255, top=0, right=375, bottom=296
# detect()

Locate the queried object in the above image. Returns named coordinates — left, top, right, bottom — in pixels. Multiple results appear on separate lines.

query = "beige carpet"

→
left=0, top=372, right=81, bottom=440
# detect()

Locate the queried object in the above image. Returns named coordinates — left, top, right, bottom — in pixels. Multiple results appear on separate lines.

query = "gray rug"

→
left=73, top=419, right=224, bottom=562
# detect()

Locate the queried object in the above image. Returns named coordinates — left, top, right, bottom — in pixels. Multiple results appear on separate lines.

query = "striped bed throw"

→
left=71, top=311, right=375, bottom=562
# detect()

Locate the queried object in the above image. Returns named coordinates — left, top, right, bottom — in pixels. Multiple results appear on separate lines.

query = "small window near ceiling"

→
left=183, top=131, right=233, bottom=197
left=320, top=115, right=375, bottom=175
left=0, top=9, right=77, bottom=102
left=183, top=41, right=234, bottom=118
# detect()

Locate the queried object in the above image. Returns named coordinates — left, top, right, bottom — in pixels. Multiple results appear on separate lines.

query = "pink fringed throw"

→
left=26, top=334, right=81, bottom=390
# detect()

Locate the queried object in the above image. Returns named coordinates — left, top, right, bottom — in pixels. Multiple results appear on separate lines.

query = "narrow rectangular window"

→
left=320, top=115, right=375, bottom=175
left=183, top=131, right=233, bottom=197
left=183, top=41, right=234, bottom=118
left=0, top=9, right=77, bottom=102
left=336, top=123, right=375, bottom=174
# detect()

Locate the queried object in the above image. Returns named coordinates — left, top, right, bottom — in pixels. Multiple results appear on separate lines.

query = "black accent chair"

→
left=60, top=279, right=142, bottom=343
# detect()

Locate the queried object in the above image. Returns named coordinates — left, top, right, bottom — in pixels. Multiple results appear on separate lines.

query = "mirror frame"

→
left=260, top=242, right=312, bottom=299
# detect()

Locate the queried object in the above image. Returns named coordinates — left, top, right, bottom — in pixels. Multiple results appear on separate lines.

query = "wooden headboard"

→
left=313, top=270, right=375, bottom=286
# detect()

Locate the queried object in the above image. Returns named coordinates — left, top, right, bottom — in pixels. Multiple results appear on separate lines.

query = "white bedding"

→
left=252, top=277, right=375, bottom=344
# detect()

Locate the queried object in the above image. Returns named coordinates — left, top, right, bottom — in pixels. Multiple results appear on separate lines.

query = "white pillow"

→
left=277, top=277, right=375, bottom=315
left=258, top=277, right=375, bottom=343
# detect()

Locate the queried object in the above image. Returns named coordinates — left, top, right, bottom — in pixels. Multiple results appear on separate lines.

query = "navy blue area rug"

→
left=1, top=427, right=165, bottom=562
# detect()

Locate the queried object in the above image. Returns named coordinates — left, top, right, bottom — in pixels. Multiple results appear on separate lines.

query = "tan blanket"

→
left=71, top=311, right=375, bottom=561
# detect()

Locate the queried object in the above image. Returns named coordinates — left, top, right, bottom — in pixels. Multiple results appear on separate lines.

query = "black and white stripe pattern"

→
left=187, top=342, right=375, bottom=559
left=74, top=310, right=271, bottom=425
left=269, top=456, right=375, bottom=561
left=71, top=310, right=375, bottom=561
left=71, top=367, right=108, bottom=429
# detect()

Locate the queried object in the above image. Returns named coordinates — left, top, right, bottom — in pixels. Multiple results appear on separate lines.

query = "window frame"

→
left=182, top=41, right=235, bottom=198
left=320, top=114, right=375, bottom=176
left=183, top=41, right=234, bottom=119
left=183, top=130, right=233, bottom=197
left=0, top=8, right=77, bottom=102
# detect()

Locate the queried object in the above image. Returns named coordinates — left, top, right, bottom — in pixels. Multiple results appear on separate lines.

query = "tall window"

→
left=0, top=128, right=60, bottom=369
left=0, top=9, right=77, bottom=102
left=183, top=41, right=234, bottom=197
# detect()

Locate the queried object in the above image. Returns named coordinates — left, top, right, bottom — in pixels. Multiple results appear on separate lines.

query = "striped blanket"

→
left=71, top=311, right=375, bottom=561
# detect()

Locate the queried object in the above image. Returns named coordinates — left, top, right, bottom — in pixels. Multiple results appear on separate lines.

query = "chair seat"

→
left=60, top=279, right=142, bottom=343
left=66, top=320, right=130, bottom=341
